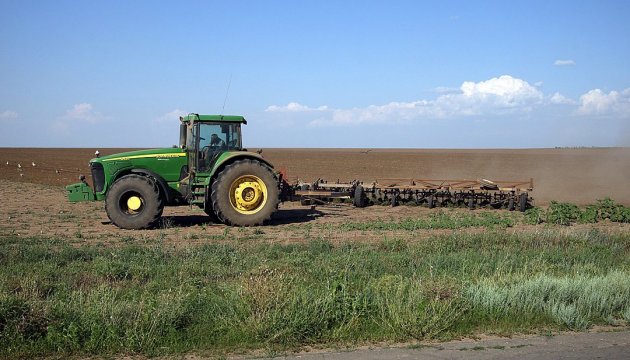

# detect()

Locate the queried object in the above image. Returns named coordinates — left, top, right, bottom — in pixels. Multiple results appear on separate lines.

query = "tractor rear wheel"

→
left=211, top=159, right=279, bottom=226
left=105, top=174, right=163, bottom=229
left=203, top=205, right=220, bottom=223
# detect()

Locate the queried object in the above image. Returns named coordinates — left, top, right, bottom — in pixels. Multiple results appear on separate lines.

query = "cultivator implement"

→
left=288, top=177, right=534, bottom=212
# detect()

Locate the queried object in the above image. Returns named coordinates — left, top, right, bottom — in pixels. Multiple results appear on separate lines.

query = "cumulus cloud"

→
left=266, top=76, right=630, bottom=127
left=554, top=59, right=576, bottom=66
left=265, top=102, right=329, bottom=112
left=52, top=103, right=106, bottom=132
left=156, top=109, right=187, bottom=122
left=460, top=76, right=540, bottom=99
left=0, top=110, right=18, bottom=120
left=577, top=88, right=630, bottom=115
left=63, top=103, right=104, bottom=123
left=307, top=75, right=543, bottom=126
left=549, top=92, right=576, bottom=105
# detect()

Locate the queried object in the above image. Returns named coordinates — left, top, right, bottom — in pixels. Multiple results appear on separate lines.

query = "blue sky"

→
left=1, top=0, right=629, bottom=148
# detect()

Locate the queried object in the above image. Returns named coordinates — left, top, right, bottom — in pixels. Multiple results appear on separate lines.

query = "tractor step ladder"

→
left=189, top=178, right=207, bottom=206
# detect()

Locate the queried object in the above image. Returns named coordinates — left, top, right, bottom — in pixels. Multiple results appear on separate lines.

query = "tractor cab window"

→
left=197, top=122, right=242, bottom=171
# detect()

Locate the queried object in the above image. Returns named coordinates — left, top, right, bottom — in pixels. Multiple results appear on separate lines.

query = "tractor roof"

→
left=180, top=114, right=247, bottom=124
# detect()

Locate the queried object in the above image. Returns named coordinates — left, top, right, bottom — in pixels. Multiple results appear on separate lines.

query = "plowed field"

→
left=1, top=147, right=629, bottom=205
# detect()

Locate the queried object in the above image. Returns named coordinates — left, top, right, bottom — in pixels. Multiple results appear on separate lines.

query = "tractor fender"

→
left=207, top=153, right=275, bottom=186
left=128, top=169, right=176, bottom=204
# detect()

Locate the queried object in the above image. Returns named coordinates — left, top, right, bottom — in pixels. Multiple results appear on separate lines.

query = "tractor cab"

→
left=179, top=114, right=247, bottom=174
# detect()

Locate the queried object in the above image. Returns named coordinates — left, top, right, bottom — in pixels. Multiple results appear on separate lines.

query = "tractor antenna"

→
left=221, top=73, right=232, bottom=115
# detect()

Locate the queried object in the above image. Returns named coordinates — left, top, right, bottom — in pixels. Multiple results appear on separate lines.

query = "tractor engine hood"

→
left=67, top=147, right=189, bottom=203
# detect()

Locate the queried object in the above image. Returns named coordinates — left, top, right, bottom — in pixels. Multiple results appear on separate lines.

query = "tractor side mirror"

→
left=179, top=123, right=187, bottom=149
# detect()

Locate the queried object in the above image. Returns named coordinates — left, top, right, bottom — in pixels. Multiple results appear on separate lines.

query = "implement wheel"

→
left=353, top=185, right=368, bottom=208
left=519, top=193, right=529, bottom=212
left=427, top=195, right=436, bottom=209
left=105, top=174, right=163, bottom=229
left=211, top=159, right=279, bottom=226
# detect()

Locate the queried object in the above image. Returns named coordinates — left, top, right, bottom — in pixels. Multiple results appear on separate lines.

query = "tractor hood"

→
left=93, top=147, right=186, bottom=163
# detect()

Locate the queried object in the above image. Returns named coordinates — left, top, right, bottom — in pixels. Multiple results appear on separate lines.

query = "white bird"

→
left=5, top=161, right=8, bottom=165
left=95, top=150, right=100, bottom=157
left=17, top=163, right=21, bottom=169
left=56, top=169, right=60, bottom=174
left=20, top=173, right=24, bottom=177
left=31, top=161, right=36, bottom=167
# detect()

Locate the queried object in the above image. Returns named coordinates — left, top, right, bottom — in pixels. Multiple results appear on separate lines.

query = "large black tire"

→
left=211, top=159, right=279, bottom=226
left=203, top=205, right=220, bottom=223
left=427, top=195, right=436, bottom=209
left=508, top=197, right=515, bottom=211
left=519, top=193, right=529, bottom=212
left=105, top=174, right=164, bottom=229
left=353, top=185, right=368, bottom=208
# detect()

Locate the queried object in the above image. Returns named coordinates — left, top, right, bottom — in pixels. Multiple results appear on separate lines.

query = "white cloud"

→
left=52, top=103, right=105, bottom=132
left=459, top=75, right=542, bottom=103
left=554, top=59, right=576, bottom=66
left=265, top=102, right=329, bottom=112
left=309, top=75, right=543, bottom=126
left=63, top=103, right=103, bottom=123
left=267, top=76, right=630, bottom=127
left=577, top=88, right=630, bottom=115
left=549, top=92, right=576, bottom=105
left=156, top=109, right=187, bottom=123
left=0, top=110, right=18, bottom=120
left=433, top=86, right=459, bottom=94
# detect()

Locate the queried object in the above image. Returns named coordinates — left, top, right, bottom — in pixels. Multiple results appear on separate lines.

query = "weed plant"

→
left=526, top=198, right=629, bottom=226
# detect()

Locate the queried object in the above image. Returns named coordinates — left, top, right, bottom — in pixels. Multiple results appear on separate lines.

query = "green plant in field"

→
left=524, top=207, right=544, bottom=225
left=596, top=198, right=630, bottom=223
left=546, top=201, right=581, bottom=225
left=536, top=198, right=630, bottom=226
left=578, top=205, right=599, bottom=224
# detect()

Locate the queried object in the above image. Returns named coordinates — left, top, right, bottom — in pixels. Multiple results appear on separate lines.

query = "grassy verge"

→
left=1, top=227, right=629, bottom=357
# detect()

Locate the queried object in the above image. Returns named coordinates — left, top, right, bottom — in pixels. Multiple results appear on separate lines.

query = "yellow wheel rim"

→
left=229, top=175, right=268, bottom=214
left=127, top=196, right=142, bottom=211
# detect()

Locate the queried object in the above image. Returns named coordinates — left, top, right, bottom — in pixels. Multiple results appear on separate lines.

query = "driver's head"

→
left=210, top=134, right=220, bottom=144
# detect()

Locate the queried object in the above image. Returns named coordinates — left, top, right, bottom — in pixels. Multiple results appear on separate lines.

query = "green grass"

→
left=1, top=227, right=629, bottom=357
left=333, top=210, right=516, bottom=231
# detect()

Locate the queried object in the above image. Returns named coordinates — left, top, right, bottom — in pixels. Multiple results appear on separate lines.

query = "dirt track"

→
left=1, top=147, right=629, bottom=205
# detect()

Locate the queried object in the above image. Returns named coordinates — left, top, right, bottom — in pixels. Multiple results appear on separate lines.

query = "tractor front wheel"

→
left=211, top=159, right=279, bottom=226
left=105, top=174, right=164, bottom=229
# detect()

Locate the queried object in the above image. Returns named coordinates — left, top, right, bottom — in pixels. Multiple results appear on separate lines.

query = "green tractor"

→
left=66, top=114, right=281, bottom=229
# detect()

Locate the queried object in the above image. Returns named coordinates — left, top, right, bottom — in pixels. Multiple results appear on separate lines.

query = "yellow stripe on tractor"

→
left=102, top=153, right=187, bottom=162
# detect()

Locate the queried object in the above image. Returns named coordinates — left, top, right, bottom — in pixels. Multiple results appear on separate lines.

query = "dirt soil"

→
left=1, top=147, right=629, bottom=205
left=1, top=179, right=628, bottom=247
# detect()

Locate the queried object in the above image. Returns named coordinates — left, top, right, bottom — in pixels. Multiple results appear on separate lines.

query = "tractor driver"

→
left=210, top=134, right=226, bottom=148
